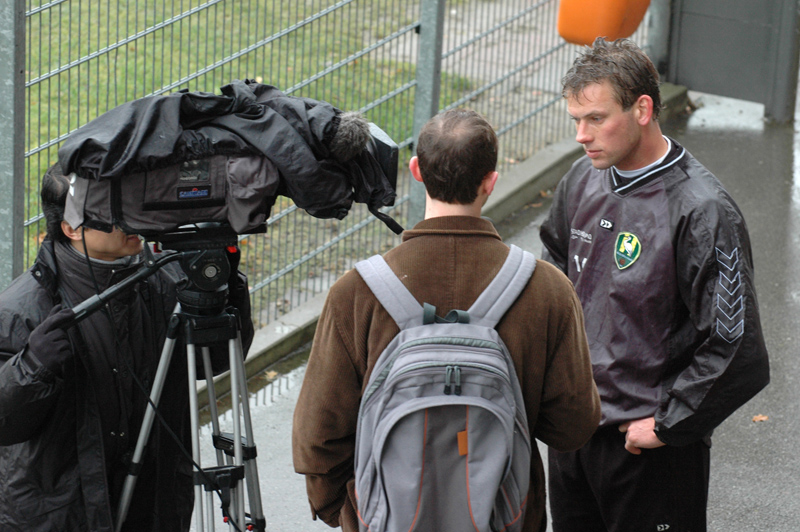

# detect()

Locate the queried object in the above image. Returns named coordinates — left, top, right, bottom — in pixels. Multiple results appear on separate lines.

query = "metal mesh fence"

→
left=439, top=0, right=573, bottom=171
left=22, top=0, right=648, bottom=328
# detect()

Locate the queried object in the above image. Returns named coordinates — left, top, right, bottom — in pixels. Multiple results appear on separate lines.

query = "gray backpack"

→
left=353, top=244, right=535, bottom=532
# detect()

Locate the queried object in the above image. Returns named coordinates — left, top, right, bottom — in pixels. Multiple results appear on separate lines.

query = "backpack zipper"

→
left=443, top=365, right=463, bottom=395
left=444, top=366, right=454, bottom=395
left=361, top=342, right=510, bottom=414
left=391, top=361, right=504, bottom=397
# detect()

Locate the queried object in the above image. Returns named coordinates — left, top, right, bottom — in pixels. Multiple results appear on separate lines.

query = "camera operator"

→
left=0, top=163, right=254, bottom=531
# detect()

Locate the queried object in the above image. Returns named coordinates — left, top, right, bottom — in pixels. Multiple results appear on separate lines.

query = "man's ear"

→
left=481, top=171, right=499, bottom=196
left=61, top=221, right=83, bottom=242
left=634, top=95, right=654, bottom=125
left=409, top=156, right=424, bottom=183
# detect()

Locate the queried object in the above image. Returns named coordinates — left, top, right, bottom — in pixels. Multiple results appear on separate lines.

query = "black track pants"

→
left=548, top=425, right=710, bottom=532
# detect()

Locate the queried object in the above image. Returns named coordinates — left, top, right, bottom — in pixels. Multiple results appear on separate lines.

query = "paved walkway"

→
left=193, top=92, right=800, bottom=531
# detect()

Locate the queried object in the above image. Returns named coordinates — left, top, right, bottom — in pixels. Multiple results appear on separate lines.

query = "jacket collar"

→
left=609, top=136, right=687, bottom=195
left=53, top=241, right=143, bottom=303
left=402, top=216, right=503, bottom=243
left=30, top=239, right=60, bottom=296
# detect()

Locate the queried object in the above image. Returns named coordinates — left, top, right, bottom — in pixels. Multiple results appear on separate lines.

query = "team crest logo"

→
left=615, top=232, right=641, bottom=270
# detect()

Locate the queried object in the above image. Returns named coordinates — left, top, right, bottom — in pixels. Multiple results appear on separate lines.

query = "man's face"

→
left=567, top=81, right=644, bottom=171
left=69, top=225, right=143, bottom=262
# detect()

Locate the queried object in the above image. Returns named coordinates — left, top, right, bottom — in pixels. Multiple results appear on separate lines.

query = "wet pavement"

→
left=662, top=94, right=800, bottom=531
left=192, top=92, right=800, bottom=531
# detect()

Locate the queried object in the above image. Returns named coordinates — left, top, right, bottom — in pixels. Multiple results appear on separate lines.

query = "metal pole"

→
left=0, top=0, right=25, bottom=290
left=646, top=0, right=672, bottom=77
left=408, top=0, right=446, bottom=227
left=765, top=0, right=800, bottom=124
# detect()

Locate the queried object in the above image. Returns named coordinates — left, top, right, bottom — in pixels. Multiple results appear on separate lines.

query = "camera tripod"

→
left=69, top=235, right=266, bottom=532
left=116, top=301, right=265, bottom=532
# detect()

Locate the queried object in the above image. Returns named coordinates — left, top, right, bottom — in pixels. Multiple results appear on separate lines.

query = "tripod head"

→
left=67, top=222, right=248, bottom=326
left=154, top=224, right=243, bottom=317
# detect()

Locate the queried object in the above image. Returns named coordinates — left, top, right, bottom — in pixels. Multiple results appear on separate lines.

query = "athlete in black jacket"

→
left=0, top=164, right=254, bottom=531
left=540, top=38, right=769, bottom=532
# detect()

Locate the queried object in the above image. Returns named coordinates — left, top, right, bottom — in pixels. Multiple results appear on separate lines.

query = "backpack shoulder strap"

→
left=354, top=255, right=423, bottom=330
left=468, top=245, right=536, bottom=328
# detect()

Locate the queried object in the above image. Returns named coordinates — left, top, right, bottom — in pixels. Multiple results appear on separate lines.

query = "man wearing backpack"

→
left=293, top=108, right=600, bottom=532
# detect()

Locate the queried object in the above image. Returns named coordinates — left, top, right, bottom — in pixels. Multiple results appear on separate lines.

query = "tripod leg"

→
left=202, top=347, right=226, bottom=466
left=227, top=338, right=246, bottom=530
left=178, top=304, right=265, bottom=531
left=115, top=308, right=181, bottom=532
left=187, top=340, right=206, bottom=532
left=206, top=490, right=216, bottom=532
left=232, top=332, right=266, bottom=531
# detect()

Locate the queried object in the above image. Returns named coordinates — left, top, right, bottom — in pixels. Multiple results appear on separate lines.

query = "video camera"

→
left=60, top=80, right=402, bottom=326
left=59, top=79, right=402, bottom=245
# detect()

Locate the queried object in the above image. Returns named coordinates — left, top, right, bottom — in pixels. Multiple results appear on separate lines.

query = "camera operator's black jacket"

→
left=0, top=240, right=254, bottom=531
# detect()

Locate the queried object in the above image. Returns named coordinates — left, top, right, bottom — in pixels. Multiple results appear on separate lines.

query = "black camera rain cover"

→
left=64, top=154, right=279, bottom=237
left=59, top=80, right=401, bottom=237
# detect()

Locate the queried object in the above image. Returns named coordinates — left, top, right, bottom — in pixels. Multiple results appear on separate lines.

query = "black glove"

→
left=27, top=305, right=76, bottom=373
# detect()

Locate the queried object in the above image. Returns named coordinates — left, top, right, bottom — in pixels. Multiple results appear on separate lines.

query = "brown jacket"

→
left=292, top=216, right=600, bottom=531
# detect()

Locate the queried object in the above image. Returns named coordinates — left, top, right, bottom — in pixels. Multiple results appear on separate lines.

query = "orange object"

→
left=458, top=430, right=468, bottom=456
left=557, top=0, right=651, bottom=46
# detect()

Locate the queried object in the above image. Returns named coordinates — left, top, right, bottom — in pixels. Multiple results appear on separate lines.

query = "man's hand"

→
left=27, top=305, right=75, bottom=373
left=618, top=417, right=666, bottom=455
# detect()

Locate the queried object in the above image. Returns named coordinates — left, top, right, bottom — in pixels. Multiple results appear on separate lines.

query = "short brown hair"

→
left=415, top=108, right=498, bottom=204
left=562, top=37, right=662, bottom=120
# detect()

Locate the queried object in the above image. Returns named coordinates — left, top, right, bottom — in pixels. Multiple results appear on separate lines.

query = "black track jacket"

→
left=540, top=138, right=769, bottom=446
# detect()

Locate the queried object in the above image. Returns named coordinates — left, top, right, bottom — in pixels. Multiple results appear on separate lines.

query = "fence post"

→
left=765, top=0, right=800, bottom=124
left=408, top=0, right=446, bottom=228
left=646, top=0, right=671, bottom=76
left=0, top=0, right=25, bottom=290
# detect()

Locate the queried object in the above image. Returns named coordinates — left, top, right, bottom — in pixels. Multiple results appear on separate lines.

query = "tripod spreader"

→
left=213, top=432, right=258, bottom=461
left=181, top=309, right=241, bottom=346
left=196, top=465, right=245, bottom=517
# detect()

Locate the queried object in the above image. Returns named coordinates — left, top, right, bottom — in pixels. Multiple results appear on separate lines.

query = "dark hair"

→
left=415, top=108, right=498, bottom=205
left=562, top=37, right=662, bottom=120
left=41, top=162, right=72, bottom=243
